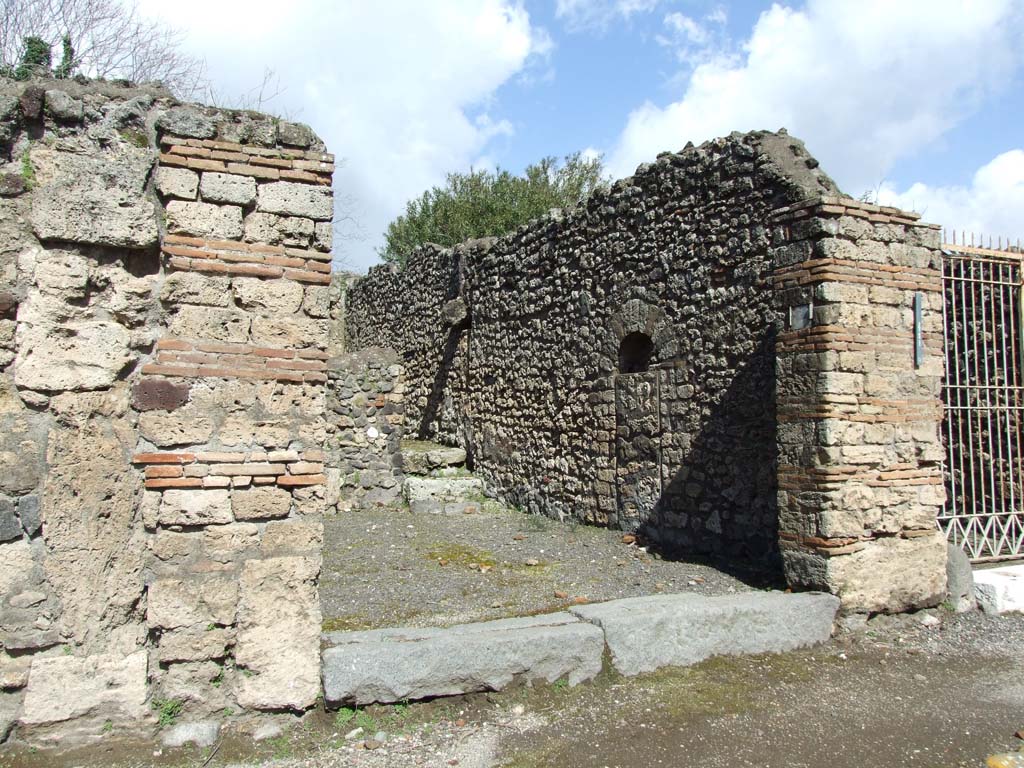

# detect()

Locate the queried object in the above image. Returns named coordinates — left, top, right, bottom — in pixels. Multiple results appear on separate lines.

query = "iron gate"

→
left=940, top=241, right=1024, bottom=561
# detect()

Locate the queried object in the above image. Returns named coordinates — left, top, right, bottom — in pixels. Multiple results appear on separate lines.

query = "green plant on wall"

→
left=13, top=36, right=52, bottom=80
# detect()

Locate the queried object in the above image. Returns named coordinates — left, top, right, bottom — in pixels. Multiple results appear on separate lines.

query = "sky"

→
left=135, top=0, right=1024, bottom=271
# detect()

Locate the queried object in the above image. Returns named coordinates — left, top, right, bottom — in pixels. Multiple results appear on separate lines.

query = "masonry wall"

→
left=348, top=131, right=841, bottom=565
left=0, top=78, right=334, bottom=742
left=771, top=198, right=947, bottom=612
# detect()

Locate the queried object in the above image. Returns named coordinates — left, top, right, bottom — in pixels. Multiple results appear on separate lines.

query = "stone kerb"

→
left=770, top=196, right=947, bottom=613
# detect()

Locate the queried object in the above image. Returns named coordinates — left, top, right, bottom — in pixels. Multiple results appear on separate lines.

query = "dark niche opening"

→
left=618, top=331, right=655, bottom=374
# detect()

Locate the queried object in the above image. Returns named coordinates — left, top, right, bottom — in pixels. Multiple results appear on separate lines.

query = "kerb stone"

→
left=569, top=591, right=839, bottom=676
left=321, top=612, right=604, bottom=707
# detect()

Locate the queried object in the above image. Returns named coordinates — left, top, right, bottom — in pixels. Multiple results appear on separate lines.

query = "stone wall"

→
left=326, top=347, right=406, bottom=511
left=345, top=132, right=948, bottom=611
left=0, top=78, right=334, bottom=742
left=348, top=131, right=839, bottom=565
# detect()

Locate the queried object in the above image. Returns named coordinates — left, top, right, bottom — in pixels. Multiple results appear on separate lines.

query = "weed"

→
left=268, top=734, right=292, bottom=759
left=426, top=542, right=496, bottom=569
left=334, top=706, right=378, bottom=733
left=222, top=707, right=234, bottom=717
left=552, top=678, right=568, bottom=690
left=118, top=128, right=148, bottom=148
left=20, top=150, right=35, bottom=190
left=151, top=698, right=183, bottom=728
left=101, top=720, right=113, bottom=733
left=210, top=670, right=223, bottom=688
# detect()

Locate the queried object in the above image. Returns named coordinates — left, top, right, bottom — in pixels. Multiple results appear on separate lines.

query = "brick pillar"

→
left=772, top=197, right=947, bottom=613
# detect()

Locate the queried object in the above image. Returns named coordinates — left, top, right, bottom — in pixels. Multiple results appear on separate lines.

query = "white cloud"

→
left=555, top=0, right=661, bottom=32
left=607, top=0, right=1024, bottom=191
left=878, top=150, right=1024, bottom=242
left=136, top=0, right=545, bottom=269
left=656, top=8, right=730, bottom=67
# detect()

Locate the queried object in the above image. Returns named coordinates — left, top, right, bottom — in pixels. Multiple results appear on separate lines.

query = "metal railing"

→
left=940, top=231, right=1024, bottom=562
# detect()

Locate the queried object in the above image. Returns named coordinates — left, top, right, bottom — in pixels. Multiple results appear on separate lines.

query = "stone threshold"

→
left=321, top=590, right=840, bottom=707
left=973, top=563, right=1024, bottom=614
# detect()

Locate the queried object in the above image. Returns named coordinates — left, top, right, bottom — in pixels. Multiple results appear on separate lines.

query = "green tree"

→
left=12, top=35, right=51, bottom=80
left=379, top=152, right=608, bottom=267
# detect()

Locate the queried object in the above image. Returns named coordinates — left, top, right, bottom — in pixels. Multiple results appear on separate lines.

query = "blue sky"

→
left=139, top=0, right=1024, bottom=269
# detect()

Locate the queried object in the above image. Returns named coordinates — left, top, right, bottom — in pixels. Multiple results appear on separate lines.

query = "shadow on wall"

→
left=639, top=332, right=783, bottom=587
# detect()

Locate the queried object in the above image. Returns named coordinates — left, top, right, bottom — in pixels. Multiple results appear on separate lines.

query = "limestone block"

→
left=0, top=653, right=31, bottom=690
left=155, top=167, right=199, bottom=200
left=232, top=277, right=304, bottom=315
left=156, top=107, right=216, bottom=139
left=243, top=211, right=314, bottom=247
left=250, top=316, right=329, bottom=349
left=569, top=592, right=839, bottom=676
left=20, top=650, right=148, bottom=726
left=257, top=182, right=332, bottom=221
left=14, top=321, right=131, bottom=392
left=322, top=613, right=604, bottom=706
left=314, top=221, right=333, bottom=251
left=147, top=576, right=238, bottom=629
left=232, top=486, right=292, bottom=521
left=302, top=285, right=330, bottom=318
left=166, top=200, right=243, bottom=240
left=277, top=121, right=315, bottom=148
left=158, top=489, right=233, bottom=527
left=33, top=252, right=90, bottom=298
left=17, top=495, right=40, bottom=537
left=168, top=304, right=250, bottom=343
left=150, top=530, right=200, bottom=562
left=29, top=147, right=158, bottom=249
left=0, top=541, right=34, bottom=595
left=155, top=661, right=229, bottom=710
left=235, top=556, right=320, bottom=710
left=162, top=720, right=220, bottom=748
left=202, top=522, right=260, bottom=564
left=200, top=172, right=256, bottom=206
left=157, top=628, right=231, bottom=662
left=160, top=271, right=232, bottom=307
left=138, top=410, right=215, bottom=446
left=260, top=519, right=323, bottom=555
left=974, top=565, right=1024, bottom=615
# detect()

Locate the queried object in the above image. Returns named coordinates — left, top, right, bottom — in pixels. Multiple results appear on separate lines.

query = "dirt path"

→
left=319, top=504, right=760, bottom=632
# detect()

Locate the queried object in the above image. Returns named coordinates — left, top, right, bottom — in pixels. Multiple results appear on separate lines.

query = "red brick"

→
left=141, top=363, right=199, bottom=377
left=210, top=150, right=248, bottom=162
left=145, top=478, right=204, bottom=489
left=252, top=347, right=295, bottom=359
left=225, top=163, right=280, bottom=180
left=167, top=257, right=195, bottom=271
left=187, top=158, right=227, bottom=172
left=268, top=358, right=326, bottom=372
left=252, top=476, right=277, bottom=485
left=264, top=255, right=307, bottom=269
left=283, top=269, right=331, bottom=284
left=297, top=349, right=330, bottom=360
left=195, top=342, right=252, bottom=355
left=163, top=244, right=214, bottom=259
left=169, top=145, right=212, bottom=158
left=155, top=339, right=193, bottom=352
left=303, top=372, right=328, bottom=383
left=304, top=260, right=332, bottom=274
left=276, top=474, right=326, bottom=487
left=133, top=452, right=196, bottom=464
left=287, top=461, right=324, bottom=475
left=145, top=465, right=184, bottom=478
left=204, top=139, right=246, bottom=153
left=280, top=170, right=318, bottom=183
left=221, top=263, right=285, bottom=279
left=164, top=234, right=206, bottom=247
left=159, top=153, right=189, bottom=168
left=302, top=450, right=325, bottom=462
left=196, top=451, right=248, bottom=462
left=202, top=477, right=232, bottom=488
left=210, top=463, right=287, bottom=477
left=249, top=156, right=293, bottom=169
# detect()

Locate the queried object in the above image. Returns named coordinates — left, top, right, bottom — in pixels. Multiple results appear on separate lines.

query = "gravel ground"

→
left=319, top=502, right=761, bottom=631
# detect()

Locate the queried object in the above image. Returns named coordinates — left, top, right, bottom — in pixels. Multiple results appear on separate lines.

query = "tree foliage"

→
left=379, top=153, right=609, bottom=266
left=0, top=0, right=205, bottom=97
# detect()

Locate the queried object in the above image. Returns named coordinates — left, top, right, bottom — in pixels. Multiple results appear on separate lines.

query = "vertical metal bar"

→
left=966, top=256, right=982, bottom=557
left=914, top=292, right=924, bottom=369
left=942, top=256, right=956, bottom=535
left=979, top=260, right=997, bottom=557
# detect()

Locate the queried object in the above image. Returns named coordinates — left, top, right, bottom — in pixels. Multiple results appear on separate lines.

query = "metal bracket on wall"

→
left=913, top=292, right=924, bottom=369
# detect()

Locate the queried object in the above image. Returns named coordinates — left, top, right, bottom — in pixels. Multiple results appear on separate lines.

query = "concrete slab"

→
left=973, top=564, right=1024, bottom=614
left=321, top=612, right=604, bottom=706
left=569, top=591, right=840, bottom=676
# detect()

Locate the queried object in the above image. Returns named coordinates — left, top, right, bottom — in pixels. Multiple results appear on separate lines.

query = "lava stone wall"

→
left=347, top=131, right=840, bottom=565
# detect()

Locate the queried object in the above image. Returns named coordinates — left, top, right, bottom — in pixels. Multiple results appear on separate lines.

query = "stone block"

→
left=243, top=212, right=314, bottom=247
left=257, top=181, right=332, bottom=221
left=157, top=628, right=231, bottom=662
left=157, top=489, right=233, bottom=527
left=403, top=476, right=483, bottom=514
left=945, top=542, right=975, bottom=613
left=168, top=305, right=251, bottom=343
left=235, top=556, right=320, bottom=710
left=203, top=523, right=260, bottom=562
left=162, top=720, right=220, bottom=748
left=147, top=576, right=238, bottom=629
left=155, top=167, right=199, bottom=200
left=322, top=612, right=604, bottom=706
left=0, top=653, right=31, bottom=690
left=14, top=321, right=131, bottom=392
left=260, top=519, right=323, bottom=555
left=250, top=316, right=329, bottom=349
left=974, top=564, right=1024, bottom=615
left=29, top=147, right=158, bottom=249
left=20, top=650, right=148, bottom=726
left=157, top=107, right=217, bottom=139
left=278, top=121, right=315, bottom=148
left=132, top=378, right=191, bottom=412
left=166, top=200, right=243, bottom=240
left=200, top=172, right=257, bottom=206
left=232, top=486, right=292, bottom=521
left=138, top=410, right=215, bottom=446
left=232, top=277, right=304, bottom=315
left=0, top=498, right=20, bottom=542
left=17, top=495, right=40, bottom=537
left=569, top=591, right=839, bottom=676
left=160, top=272, right=232, bottom=307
